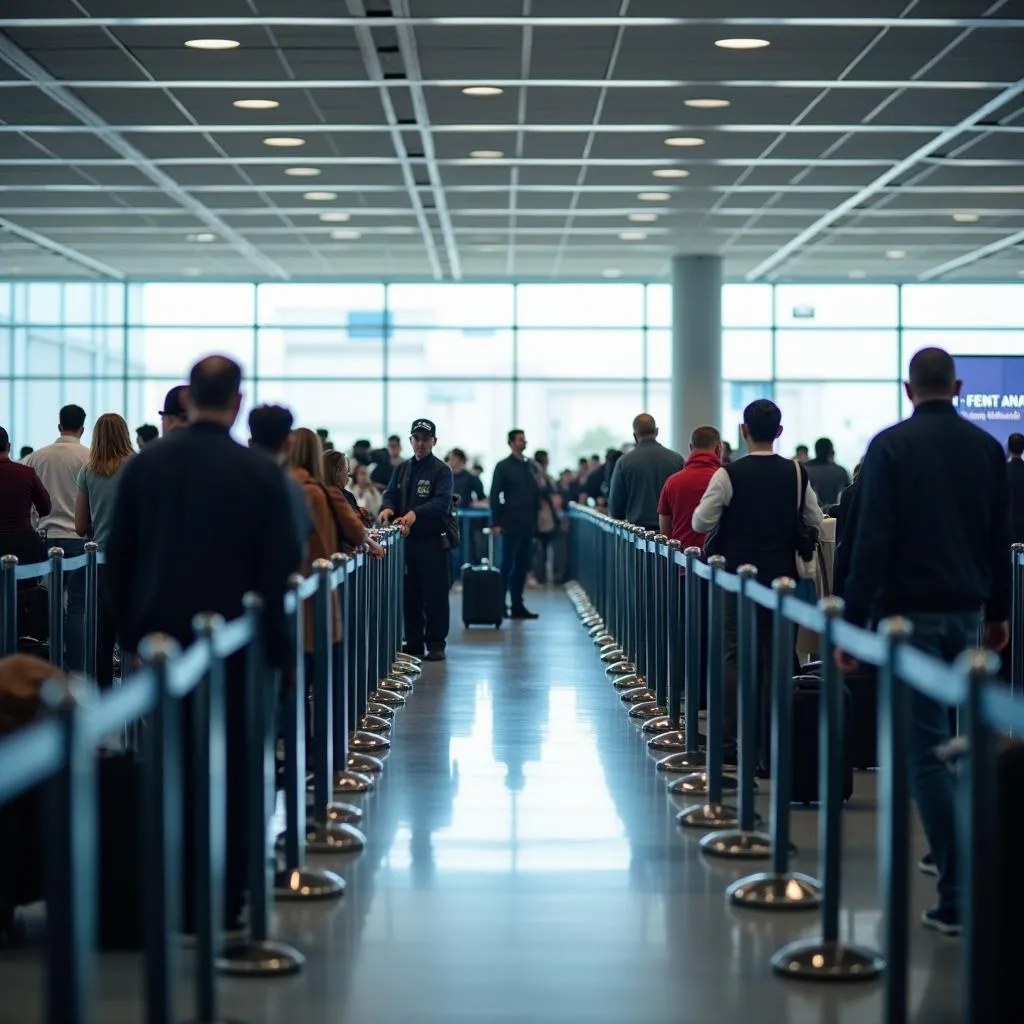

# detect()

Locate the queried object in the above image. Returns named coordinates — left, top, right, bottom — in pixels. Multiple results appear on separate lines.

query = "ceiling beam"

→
left=918, top=229, right=1024, bottom=280
left=0, top=32, right=290, bottom=280
left=744, top=78, right=1024, bottom=281
left=0, top=216, right=124, bottom=278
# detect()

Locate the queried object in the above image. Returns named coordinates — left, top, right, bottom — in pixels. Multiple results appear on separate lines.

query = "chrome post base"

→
left=727, top=872, right=822, bottom=910
left=334, top=769, right=373, bottom=794
left=628, top=702, right=665, bottom=721
left=274, top=865, right=345, bottom=901
left=648, top=730, right=692, bottom=754
left=366, top=702, right=395, bottom=720
left=304, top=819, right=366, bottom=854
left=595, top=638, right=617, bottom=651
left=350, top=730, right=391, bottom=753
left=326, top=800, right=362, bottom=825
left=612, top=674, right=642, bottom=691
left=677, top=802, right=742, bottom=829
left=393, top=660, right=421, bottom=677
left=371, top=689, right=406, bottom=708
left=620, top=687, right=657, bottom=706
left=605, top=661, right=636, bottom=677
left=587, top=623, right=606, bottom=636
left=357, top=715, right=391, bottom=735
left=396, top=652, right=422, bottom=667
left=641, top=714, right=674, bottom=734
left=700, top=829, right=773, bottom=860
left=347, top=751, right=385, bottom=774
left=771, top=940, right=885, bottom=982
left=379, top=675, right=414, bottom=693
left=666, top=770, right=737, bottom=795
left=600, top=648, right=625, bottom=662
left=217, top=939, right=305, bottom=977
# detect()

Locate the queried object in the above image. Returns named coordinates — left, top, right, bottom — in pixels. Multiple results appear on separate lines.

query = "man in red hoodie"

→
left=658, top=425, right=723, bottom=550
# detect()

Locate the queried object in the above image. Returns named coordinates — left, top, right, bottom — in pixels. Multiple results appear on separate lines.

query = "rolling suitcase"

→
left=462, top=529, right=505, bottom=629
left=790, top=675, right=854, bottom=805
left=803, top=661, right=878, bottom=770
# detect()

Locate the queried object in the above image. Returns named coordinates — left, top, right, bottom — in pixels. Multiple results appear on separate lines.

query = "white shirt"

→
left=24, top=436, right=89, bottom=538
left=692, top=451, right=825, bottom=535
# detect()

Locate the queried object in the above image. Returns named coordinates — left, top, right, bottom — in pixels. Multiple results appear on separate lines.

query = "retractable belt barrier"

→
left=568, top=504, right=1024, bottom=1024
left=0, top=525, right=416, bottom=1024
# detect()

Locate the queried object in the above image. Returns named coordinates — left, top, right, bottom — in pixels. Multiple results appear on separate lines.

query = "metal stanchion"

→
left=701, top=565, right=768, bottom=857
left=643, top=537, right=679, bottom=733
left=632, top=534, right=670, bottom=722
left=366, top=536, right=406, bottom=712
left=218, top=594, right=305, bottom=976
left=375, top=537, right=414, bottom=696
left=0, top=554, right=17, bottom=656
left=612, top=524, right=643, bottom=690
left=346, top=552, right=384, bottom=775
left=273, top=578, right=344, bottom=900
left=729, top=579, right=820, bottom=908
left=83, top=542, right=99, bottom=682
left=772, top=600, right=884, bottom=979
left=349, top=547, right=394, bottom=755
left=621, top=531, right=657, bottom=707
left=48, top=547, right=65, bottom=669
left=607, top=523, right=637, bottom=678
left=675, top=556, right=739, bottom=819
left=388, top=530, right=421, bottom=680
left=599, top=522, right=623, bottom=662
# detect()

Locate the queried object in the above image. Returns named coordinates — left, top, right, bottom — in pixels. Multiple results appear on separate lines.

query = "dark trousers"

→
left=500, top=530, right=534, bottom=612
left=534, top=532, right=555, bottom=584
left=404, top=537, right=451, bottom=653
left=96, top=565, right=117, bottom=689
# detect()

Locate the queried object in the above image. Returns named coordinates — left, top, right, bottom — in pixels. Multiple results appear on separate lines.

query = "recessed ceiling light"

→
left=638, top=191, right=671, bottom=201
left=685, top=98, right=731, bottom=109
left=886, top=249, right=907, bottom=259
left=233, top=98, right=279, bottom=110
left=629, top=213, right=659, bottom=223
left=602, top=269, right=622, bottom=278
left=952, top=212, right=980, bottom=222
left=847, top=270, right=867, bottom=279
left=461, top=86, right=504, bottom=97
left=187, top=232, right=217, bottom=243
left=618, top=231, right=648, bottom=241
left=303, top=191, right=338, bottom=201
left=182, top=267, right=203, bottom=277
left=665, top=136, right=706, bottom=148
left=263, top=136, right=306, bottom=148
left=330, top=229, right=362, bottom=240
left=715, top=38, right=771, bottom=50
left=284, top=167, right=321, bottom=177
left=653, top=168, right=690, bottom=179
left=184, top=38, right=241, bottom=50
left=478, top=245, right=502, bottom=253
left=319, top=212, right=351, bottom=223
left=469, top=149, right=504, bottom=158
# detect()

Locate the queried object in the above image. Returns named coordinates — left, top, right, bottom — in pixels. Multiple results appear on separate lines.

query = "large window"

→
left=2, top=280, right=1023, bottom=476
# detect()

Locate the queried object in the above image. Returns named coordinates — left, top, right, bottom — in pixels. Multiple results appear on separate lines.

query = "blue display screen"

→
left=954, top=355, right=1024, bottom=447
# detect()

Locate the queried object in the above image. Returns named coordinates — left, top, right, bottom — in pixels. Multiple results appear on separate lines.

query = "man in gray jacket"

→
left=608, top=414, right=685, bottom=530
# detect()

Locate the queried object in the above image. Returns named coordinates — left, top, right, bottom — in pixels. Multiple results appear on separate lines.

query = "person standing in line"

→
left=380, top=419, right=456, bottom=661
left=158, top=385, right=189, bottom=436
left=323, top=448, right=381, bottom=541
left=793, top=445, right=809, bottom=464
left=350, top=463, right=383, bottom=520
left=18, top=446, right=33, bottom=461
left=135, top=424, right=159, bottom=448
left=371, top=434, right=404, bottom=489
left=804, top=436, right=851, bottom=507
left=1007, top=432, right=1024, bottom=544
left=0, top=426, right=51, bottom=563
left=838, top=348, right=1010, bottom=937
left=446, top=446, right=486, bottom=583
left=608, top=414, right=686, bottom=531
left=24, top=404, right=90, bottom=671
left=490, top=429, right=541, bottom=620
left=74, top=413, right=134, bottom=688
left=532, top=449, right=559, bottom=585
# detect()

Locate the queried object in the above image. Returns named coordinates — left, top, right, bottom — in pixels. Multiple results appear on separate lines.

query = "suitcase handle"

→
left=482, top=526, right=494, bottom=566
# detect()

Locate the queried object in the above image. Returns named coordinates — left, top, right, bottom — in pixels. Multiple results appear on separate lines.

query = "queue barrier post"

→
left=1, top=554, right=17, bottom=656
left=642, top=537, right=679, bottom=734
left=606, top=524, right=637, bottom=678
left=366, top=534, right=407, bottom=712
left=620, top=530, right=657, bottom=707
left=729, top=579, right=821, bottom=909
left=349, top=546, right=393, bottom=759
left=83, top=543, right=99, bottom=682
left=633, top=535, right=670, bottom=723
left=48, top=547, right=65, bottom=669
left=346, top=548, right=385, bottom=775
left=675, top=555, right=739, bottom=818
left=377, top=541, right=415, bottom=695
left=218, top=594, right=305, bottom=977
left=611, top=525, right=643, bottom=690
left=599, top=522, right=625, bottom=662
left=389, top=530, right=421, bottom=680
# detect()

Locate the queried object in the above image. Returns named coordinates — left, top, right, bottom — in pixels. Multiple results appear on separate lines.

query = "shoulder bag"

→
left=794, top=462, right=819, bottom=580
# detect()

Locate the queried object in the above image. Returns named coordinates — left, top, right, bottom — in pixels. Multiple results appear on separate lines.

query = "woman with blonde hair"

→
left=75, top=412, right=134, bottom=688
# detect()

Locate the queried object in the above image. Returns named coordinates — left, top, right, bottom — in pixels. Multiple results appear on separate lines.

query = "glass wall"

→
left=2, top=280, right=1023, bottom=473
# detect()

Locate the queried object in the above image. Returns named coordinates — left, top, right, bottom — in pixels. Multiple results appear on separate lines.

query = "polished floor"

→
left=0, top=589, right=960, bottom=1023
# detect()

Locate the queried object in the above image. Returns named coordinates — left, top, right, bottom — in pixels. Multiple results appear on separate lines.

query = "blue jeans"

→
left=903, top=610, right=981, bottom=913
left=500, top=531, right=534, bottom=612
left=52, top=536, right=87, bottom=673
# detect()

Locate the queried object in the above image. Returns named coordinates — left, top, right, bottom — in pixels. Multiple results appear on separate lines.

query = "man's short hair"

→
left=59, top=404, right=86, bottom=432
left=136, top=424, right=158, bottom=445
left=632, top=413, right=657, bottom=438
left=743, top=399, right=782, bottom=443
left=0, top=427, right=9, bottom=453
left=1009, top=433, right=1024, bottom=456
left=534, top=449, right=549, bottom=462
left=249, top=405, right=294, bottom=453
left=449, top=447, right=467, bottom=462
left=508, top=429, right=525, bottom=445
left=796, top=444, right=809, bottom=455
left=388, top=434, right=401, bottom=445
left=189, top=356, right=242, bottom=411
left=814, top=437, right=834, bottom=461
left=908, top=347, right=957, bottom=396
left=690, top=425, right=721, bottom=450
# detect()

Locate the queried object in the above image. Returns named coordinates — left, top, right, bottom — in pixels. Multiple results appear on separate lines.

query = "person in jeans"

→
left=839, top=348, right=1009, bottom=937
left=24, top=405, right=90, bottom=671
left=490, top=429, right=541, bottom=620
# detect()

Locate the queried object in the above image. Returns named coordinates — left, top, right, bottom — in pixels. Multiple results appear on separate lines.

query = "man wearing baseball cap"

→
left=380, top=418, right=455, bottom=662
left=159, top=384, right=189, bottom=436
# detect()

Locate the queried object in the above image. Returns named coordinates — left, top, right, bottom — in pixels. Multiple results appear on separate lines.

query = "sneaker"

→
left=918, top=852, right=939, bottom=878
left=921, top=906, right=960, bottom=937
left=424, top=645, right=446, bottom=663
left=509, top=606, right=540, bottom=620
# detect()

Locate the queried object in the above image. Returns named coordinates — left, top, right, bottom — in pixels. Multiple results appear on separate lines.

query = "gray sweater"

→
left=608, top=439, right=686, bottom=530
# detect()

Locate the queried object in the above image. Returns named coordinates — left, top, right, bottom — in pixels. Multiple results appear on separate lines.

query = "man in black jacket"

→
left=106, top=356, right=299, bottom=932
left=490, top=429, right=541, bottom=619
left=840, top=347, right=1010, bottom=937
left=1007, top=432, right=1024, bottom=543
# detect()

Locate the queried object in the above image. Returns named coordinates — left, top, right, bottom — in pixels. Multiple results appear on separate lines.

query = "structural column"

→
left=671, top=255, right=723, bottom=449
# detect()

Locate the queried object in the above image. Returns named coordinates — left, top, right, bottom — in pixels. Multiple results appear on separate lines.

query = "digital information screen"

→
left=954, top=355, right=1024, bottom=448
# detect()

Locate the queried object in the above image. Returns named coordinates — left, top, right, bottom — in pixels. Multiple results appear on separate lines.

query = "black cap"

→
left=160, top=385, right=189, bottom=419
left=410, top=418, right=436, bottom=438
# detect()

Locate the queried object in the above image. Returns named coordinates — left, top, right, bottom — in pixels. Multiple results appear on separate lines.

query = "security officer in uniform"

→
left=380, top=419, right=455, bottom=662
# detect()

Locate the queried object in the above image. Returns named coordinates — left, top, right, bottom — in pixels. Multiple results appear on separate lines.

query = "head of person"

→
left=1009, top=434, right=1024, bottom=459
left=159, top=385, right=189, bottom=435
left=534, top=449, right=549, bottom=470
left=604, top=446, right=619, bottom=467
left=0, top=427, right=10, bottom=458
left=852, top=460, right=865, bottom=483
left=560, top=469, right=574, bottom=486
left=352, top=439, right=372, bottom=466
left=741, top=399, right=783, bottom=450
left=588, top=454, right=601, bottom=471
left=794, top=444, right=809, bottom=463
left=316, top=427, right=330, bottom=445
left=447, top=446, right=468, bottom=472
left=508, top=429, right=527, bottom=457
left=632, top=413, right=658, bottom=443
left=288, top=427, right=325, bottom=483
left=721, top=441, right=734, bottom=464
left=323, top=449, right=349, bottom=490
left=409, top=420, right=437, bottom=461
left=690, top=425, right=722, bottom=460
left=472, top=463, right=483, bottom=477
left=188, top=356, right=242, bottom=427
left=353, top=463, right=372, bottom=489
left=136, top=424, right=158, bottom=448
left=18, top=445, right=32, bottom=459
left=577, top=457, right=588, bottom=476
left=59, top=404, right=86, bottom=439
left=387, top=434, right=402, bottom=459
left=906, top=347, right=961, bottom=407
left=87, top=413, right=134, bottom=477
left=814, top=437, right=835, bottom=464
left=248, top=404, right=294, bottom=463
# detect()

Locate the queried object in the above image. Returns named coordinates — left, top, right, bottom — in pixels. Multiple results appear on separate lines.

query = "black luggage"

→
left=803, top=660, right=878, bottom=770
left=461, top=529, right=504, bottom=629
left=790, top=675, right=854, bottom=805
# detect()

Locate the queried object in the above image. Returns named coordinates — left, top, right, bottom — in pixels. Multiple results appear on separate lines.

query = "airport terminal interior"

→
left=1, top=3, right=1023, bottom=1022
